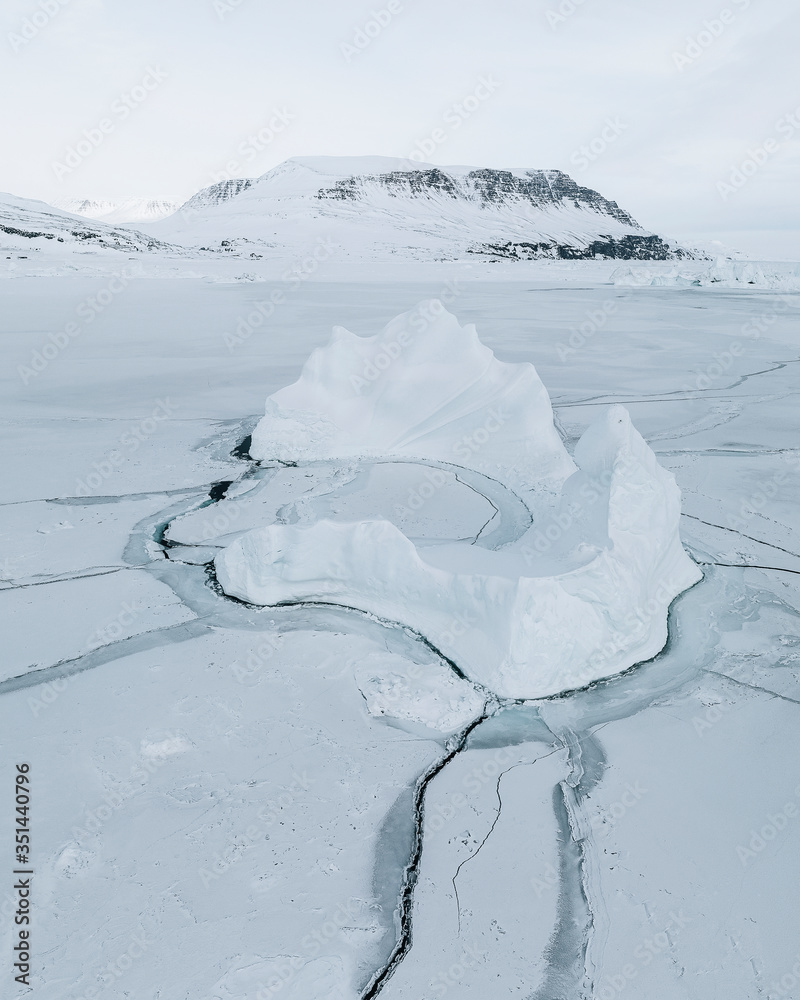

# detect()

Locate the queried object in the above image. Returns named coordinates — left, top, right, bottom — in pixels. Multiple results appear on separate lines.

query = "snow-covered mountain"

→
left=154, top=156, right=693, bottom=261
left=53, top=197, right=180, bottom=225
left=0, top=192, right=176, bottom=254
left=178, top=178, right=254, bottom=216
left=2, top=158, right=696, bottom=264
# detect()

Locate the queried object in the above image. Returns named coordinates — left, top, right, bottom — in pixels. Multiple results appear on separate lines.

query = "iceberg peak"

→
left=251, top=300, right=576, bottom=495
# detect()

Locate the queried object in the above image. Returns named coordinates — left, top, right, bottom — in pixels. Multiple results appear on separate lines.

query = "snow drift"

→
left=218, top=304, right=701, bottom=699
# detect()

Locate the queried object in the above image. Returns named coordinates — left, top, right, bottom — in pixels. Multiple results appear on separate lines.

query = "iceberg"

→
left=218, top=303, right=701, bottom=700
left=250, top=299, right=576, bottom=496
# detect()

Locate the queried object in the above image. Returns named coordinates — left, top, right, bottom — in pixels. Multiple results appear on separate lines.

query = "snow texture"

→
left=353, top=652, right=485, bottom=734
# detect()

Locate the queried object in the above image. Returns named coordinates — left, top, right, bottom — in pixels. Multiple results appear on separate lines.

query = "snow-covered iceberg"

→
left=250, top=299, right=576, bottom=495
left=218, top=304, right=701, bottom=699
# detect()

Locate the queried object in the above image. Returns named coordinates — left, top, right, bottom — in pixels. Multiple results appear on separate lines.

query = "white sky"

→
left=2, top=0, right=798, bottom=254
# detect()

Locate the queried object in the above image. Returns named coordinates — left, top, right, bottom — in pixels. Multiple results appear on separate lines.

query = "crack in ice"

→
left=360, top=707, right=493, bottom=1000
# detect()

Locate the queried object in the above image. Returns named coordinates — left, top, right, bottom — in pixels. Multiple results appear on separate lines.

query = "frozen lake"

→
left=2, top=264, right=799, bottom=999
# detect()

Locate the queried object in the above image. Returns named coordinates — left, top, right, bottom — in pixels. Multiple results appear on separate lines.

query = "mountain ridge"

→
left=53, top=197, right=180, bottom=225
left=153, top=156, right=693, bottom=261
left=0, top=192, right=177, bottom=254
left=0, top=157, right=698, bottom=262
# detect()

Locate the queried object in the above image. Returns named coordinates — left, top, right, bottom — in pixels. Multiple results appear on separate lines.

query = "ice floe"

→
left=612, top=258, right=800, bottom=289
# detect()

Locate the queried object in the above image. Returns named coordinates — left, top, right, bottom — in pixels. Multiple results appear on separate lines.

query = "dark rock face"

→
left=179, top=178, right=255, bottom=214
left=470, top=235, right=691, bottom=261
left=318, top=168, right=461, bottom=200
left=1, top=223, right=60, bottom=240
left=0, top=216, right=171, bottom=252
left=316, top=167, right=638, bottom=227
left=463, top=169, right=637, bottom=226
left=311, top=165, right=694, bottom=258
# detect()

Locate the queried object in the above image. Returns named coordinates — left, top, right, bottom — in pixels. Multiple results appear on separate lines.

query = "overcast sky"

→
left=2, top=0, right=798, bottom=254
